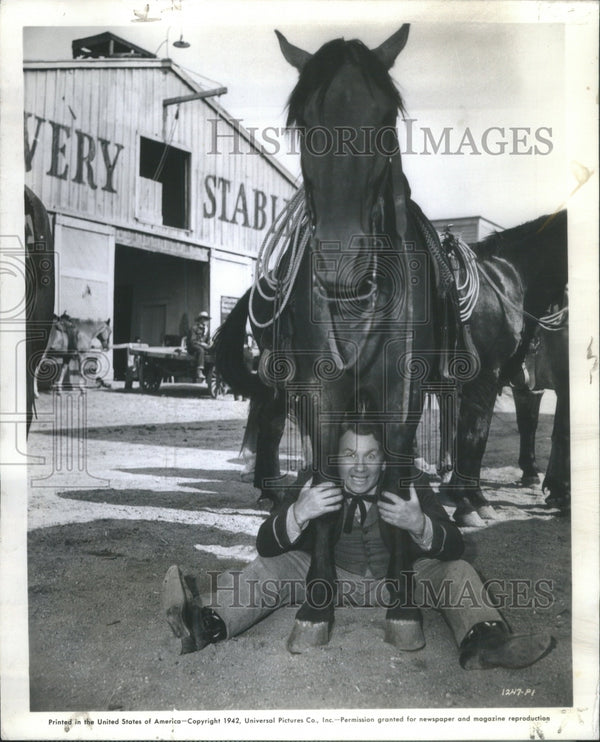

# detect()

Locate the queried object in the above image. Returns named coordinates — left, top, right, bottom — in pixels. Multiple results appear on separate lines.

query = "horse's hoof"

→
left=256, top=496, right=276, bottom=512
left=453, top=504, right=485, bottom=527
left=544, top=492, right=570, bottom=510
left=440, top=470, right=453, bottom=485
left=476, top=505, right=497, bottom=520
left=414, top=457, right=437, bottom=476
left=286, top=620, right=331, bottom=654
left=520, top=474, right=540, bottom=487
left=384, top=619, right=425, bottom=651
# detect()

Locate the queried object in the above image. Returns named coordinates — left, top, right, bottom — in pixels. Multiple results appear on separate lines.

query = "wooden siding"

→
left=431, top=216, right=504, bottom=246
left=24, top=61, right=296, bottom=260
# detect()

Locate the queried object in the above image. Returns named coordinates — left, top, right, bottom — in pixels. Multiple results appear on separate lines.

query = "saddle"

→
left=408, top=203, right=480, bottom=381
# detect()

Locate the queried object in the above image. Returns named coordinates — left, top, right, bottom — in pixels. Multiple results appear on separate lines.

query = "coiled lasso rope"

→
left=534, top=304, right=568, bottom=331
left=452, top=237, right=480, bottom=323
left=249, top=188, right=310, bottom=330
left=453, top=236, right=567, bottom=332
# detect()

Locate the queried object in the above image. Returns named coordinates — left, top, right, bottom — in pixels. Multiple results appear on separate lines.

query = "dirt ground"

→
left=26, top=383, right=571, bottom=712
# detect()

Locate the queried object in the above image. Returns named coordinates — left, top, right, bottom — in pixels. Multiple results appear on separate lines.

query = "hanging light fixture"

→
left=172, top=34, right=190, bottom=49
left=154, top=28, right=191, bottom=56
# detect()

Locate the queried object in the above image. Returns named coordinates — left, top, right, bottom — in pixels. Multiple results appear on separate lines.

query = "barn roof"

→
left=23, top=56, right=297, bottom=186
left=72, top=31, right=157, bottom=59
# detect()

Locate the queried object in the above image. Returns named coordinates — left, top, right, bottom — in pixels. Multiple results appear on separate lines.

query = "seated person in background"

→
left=188, top=311, right=211, bottom=382
left=162, top=419, right=554, bottom=670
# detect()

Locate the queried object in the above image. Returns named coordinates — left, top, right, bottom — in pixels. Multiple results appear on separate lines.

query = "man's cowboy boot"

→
left=459, top=621, right=554, bottom=670
left=162, top=565, right=226, bottom=654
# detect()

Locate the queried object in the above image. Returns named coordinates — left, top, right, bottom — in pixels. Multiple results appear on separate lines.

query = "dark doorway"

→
left=139, top=137, right=190, bottom=228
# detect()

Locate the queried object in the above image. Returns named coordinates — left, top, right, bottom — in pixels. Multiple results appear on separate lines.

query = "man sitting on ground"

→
left=162, top=420, right=553, bottom=669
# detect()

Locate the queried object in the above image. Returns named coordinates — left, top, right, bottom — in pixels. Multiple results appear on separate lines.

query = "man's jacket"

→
left=190, top=323, right=210, bottom=349
left=256, top=485, right=464, bottom=574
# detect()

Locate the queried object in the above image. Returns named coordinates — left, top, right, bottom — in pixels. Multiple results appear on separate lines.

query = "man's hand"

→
left=293, top=481, right=343, bottom=528
left=377, top=485, right=426, bottom=538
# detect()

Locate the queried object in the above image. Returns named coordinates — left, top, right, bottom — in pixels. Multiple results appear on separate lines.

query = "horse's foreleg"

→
left=441, top=370, right=498, bottom=525
left=542, top=327, right=570, bottom=512
left=377, top=420, right=426, bottom=651
left=383, top=525, right=425, bottom=651
left=513, top=387, right=544, bottom=485
left=287, top=513, right=338, bottom=653
left=240, top=397, right=260, bottom=482
left=56, top=360, right=68, bottom=395
left=543, top=384, right=570, bottom=511
left=75, top=354, right=85, bottom=392
left=287, top=395, right=340, bottom=653
left=253, top=394, right=287, bottom=508
left=33, top=360, right=41, bottom=400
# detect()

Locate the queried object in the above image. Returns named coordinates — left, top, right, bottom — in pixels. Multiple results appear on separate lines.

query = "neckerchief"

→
left=342, top=490, right=377, bottom=533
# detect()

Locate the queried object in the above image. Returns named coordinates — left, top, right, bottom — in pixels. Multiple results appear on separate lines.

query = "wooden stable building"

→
left=24, top=32, right=296, bottom=380
left=430, top=216, right=504, bottom=246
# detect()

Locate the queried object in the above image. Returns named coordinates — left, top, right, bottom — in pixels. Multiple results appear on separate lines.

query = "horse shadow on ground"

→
left=110, top=384, right=227, bottom=399
left=54, top=466, right=285, bottom=512
left=489, top=500, right=564, bottom=518
left=34, top=419, right=249, bottom=450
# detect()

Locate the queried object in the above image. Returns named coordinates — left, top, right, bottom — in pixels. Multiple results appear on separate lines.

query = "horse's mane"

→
left=475, top=209, right=567, bottom=260
left=286, top=38, right=405, bottom=127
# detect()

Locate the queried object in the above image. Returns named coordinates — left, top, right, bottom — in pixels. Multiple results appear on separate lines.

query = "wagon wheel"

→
left=207, top=367, right=229, bottom=399
left=139, top=360, right=161, bottom=393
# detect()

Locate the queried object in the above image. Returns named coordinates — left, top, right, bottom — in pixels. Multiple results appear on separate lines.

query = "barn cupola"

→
left=72, top=32, right=156, bottom=60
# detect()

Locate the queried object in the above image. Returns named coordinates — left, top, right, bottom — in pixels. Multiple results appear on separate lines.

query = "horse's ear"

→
left=373, top=24, right=410, bottom=69
left=106, top=318, right=110, bottom=325
left=275, top=29, right=312, bottom=71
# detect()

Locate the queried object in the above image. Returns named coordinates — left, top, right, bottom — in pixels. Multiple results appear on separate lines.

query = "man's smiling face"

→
left=337, top=429, right=384, bottom=496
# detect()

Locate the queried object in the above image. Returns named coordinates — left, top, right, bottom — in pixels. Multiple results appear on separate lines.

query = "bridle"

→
left=250, top=153, right=394, bottom=323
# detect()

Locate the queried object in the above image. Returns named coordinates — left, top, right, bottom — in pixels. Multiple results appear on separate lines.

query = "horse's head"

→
left=277, top=25, right=410, bottom=298
left=96, top=319, right=112, bottom=351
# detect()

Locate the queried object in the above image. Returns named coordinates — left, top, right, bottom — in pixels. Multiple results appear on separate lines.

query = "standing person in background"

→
left=189, top=311, right=211, bottom=383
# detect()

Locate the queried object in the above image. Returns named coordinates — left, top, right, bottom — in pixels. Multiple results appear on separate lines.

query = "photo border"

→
left=1, top=1, right=598, bottom=740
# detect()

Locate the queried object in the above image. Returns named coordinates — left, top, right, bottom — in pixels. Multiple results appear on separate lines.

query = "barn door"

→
left=140, top=304, right=166, bottom=346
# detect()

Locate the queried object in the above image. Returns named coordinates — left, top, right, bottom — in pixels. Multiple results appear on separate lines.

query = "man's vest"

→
left=334, top=504, right=389, bottom=578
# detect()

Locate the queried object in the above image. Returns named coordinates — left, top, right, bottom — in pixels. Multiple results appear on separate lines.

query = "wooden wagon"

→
left=119, top=340, right=229, bottom=398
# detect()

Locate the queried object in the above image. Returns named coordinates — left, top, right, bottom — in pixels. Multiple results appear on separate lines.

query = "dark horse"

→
left=512, top=296, right=569, bottom=506
left=25, top=186, right=55, bottom=435
left=441, top=212, right=568, bottom=525
left=216, top=26, right=468, bottom=651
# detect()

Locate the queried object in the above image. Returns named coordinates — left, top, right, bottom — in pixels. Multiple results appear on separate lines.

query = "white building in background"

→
left=430, top=215, right=504, bottom=245
left=24, top=31, right=296, bottom=380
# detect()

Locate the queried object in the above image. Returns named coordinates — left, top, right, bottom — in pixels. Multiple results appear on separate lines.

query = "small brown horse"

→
left=38, top=314, right=112, bottom=393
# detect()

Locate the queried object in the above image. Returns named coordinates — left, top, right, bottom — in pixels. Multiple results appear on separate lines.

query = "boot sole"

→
left=480, top=632, right=554, bottom=669
left=162, top=565, right=196, bottom=652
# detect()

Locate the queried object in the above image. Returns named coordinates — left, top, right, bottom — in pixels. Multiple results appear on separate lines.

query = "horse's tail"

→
left=213, top=289, right=269, bottom=399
